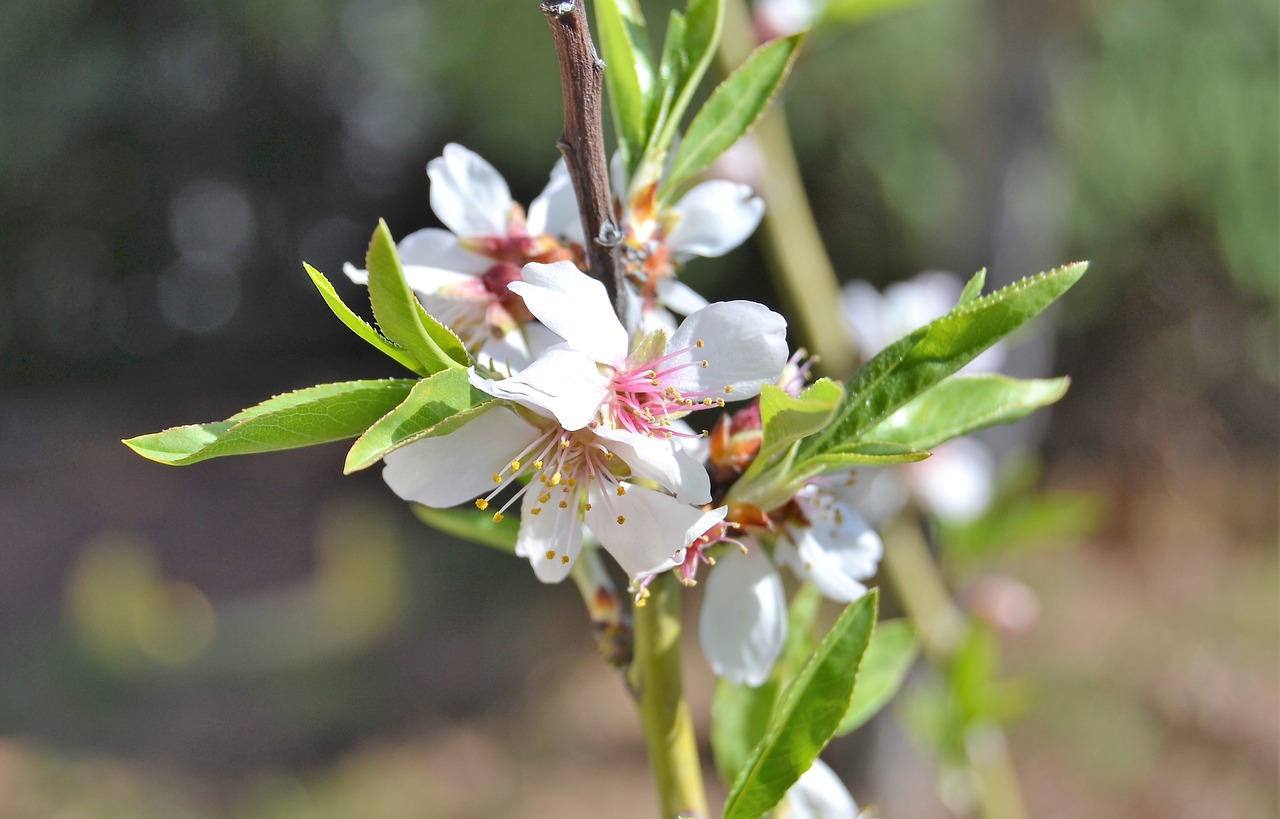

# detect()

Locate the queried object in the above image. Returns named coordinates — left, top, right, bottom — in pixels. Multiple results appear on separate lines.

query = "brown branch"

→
left=541, top=0, right=624, bottom=314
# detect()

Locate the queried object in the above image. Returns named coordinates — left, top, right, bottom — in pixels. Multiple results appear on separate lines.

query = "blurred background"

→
left=0, top=0, right=1274, bottom=816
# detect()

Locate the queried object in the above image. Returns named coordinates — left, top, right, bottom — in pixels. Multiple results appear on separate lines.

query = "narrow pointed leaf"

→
left=411, top=504, right=518, bottom=553
left=645, top=10, right=687, bottom=145
left=722, top=591, right=878, bottom=819
left=597, top=0, right=653, bottom=174
left=836, top=619, right=917, bottom=735
left=820, top=0, right=933, bottom=27
left=123, top=380, right=417, bottom=466
left=662, top=34, right=804, bottom=199
left=799, top=441, right=930, bottom=476
left=303, top=263, right=427, bottom=375
left=366, top=219, right=468, bottom=372
left=659, top=0, right=723, bottom=146
left=807, top=262, right=1087, bottom=456
left=344, top=368, right=495, bottom=473
left=740, top=378, right=844, bottom=485
left=957, top=268, right=986, bottom=306
left=865, top=374, right=1071, bottom=451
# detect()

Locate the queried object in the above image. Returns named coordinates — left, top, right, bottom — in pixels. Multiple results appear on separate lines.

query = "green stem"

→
left=628, top=573, right=708, bottom=819
left=717, top=0, right=858, bottom=377
left=882, top=515, right=1028, bottom=819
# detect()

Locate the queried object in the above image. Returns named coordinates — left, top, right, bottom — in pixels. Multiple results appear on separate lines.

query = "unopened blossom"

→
left=345, top=144, right=582, bottom=366
left=471, top=260, right=789, bottom=504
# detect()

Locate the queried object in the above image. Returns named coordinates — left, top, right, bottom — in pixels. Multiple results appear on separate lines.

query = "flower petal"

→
left=469, top=347, right=610, bottom=430
left=527, top=158, right=584, bottom=243
left=698, top=544, right=786, bottom=686
left=904, top=437, right=995, bottom=522
left=667, top=180, right=764, bottom=258
left=427, top=144, right=513, bottom=237
left=777, top=485, right=883, bottom=603
left=508, top=261, right=629, bottom=365
left=397, top=227, right=490, bottom=274
left=516, top=483, right=584, bottom=583
left=781, top=758, right=859, bottom=819
left=594, top=427, right=711, bottom=505
left=381, top=405, right=542, bottom=508
left=586, top=484, right=724, bottom=577
left=667, top=301, right=789, bottom=399
left=656, top=278, right=710, bottom=317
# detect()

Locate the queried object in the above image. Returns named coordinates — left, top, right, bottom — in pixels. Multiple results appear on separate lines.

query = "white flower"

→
left=699, top=482, right=883, bottom=686
left=381, top=404, right=725, bottom=582
left=777, top=758, right=861, bottom=819
left=345, top=144, right=583, bottom=367
left=471, top=260, right=789, bottom=504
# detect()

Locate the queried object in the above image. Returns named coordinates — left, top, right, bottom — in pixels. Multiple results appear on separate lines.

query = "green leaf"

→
left=711, top=583, right=820, bottom=786
left=663, top=0, right=722, bottom=140
left=411, top=504, right=518, bottom=553
left=863, top=374, right=1071, bottom=451
left=366, top=219, right=468, bottom=373
left=739, top=379, right=844, bottom=483
left=798, top=440, right=930, bottom=477
left=303, top=263, right=427, bottom=375
left=597, top=0, right=653, bottom=175
left=649, top=10, right=686, bottom=138
left=662, top=34, right=804, bottom=199
left=957, top=268, right=986, bottom=306
left=344, top=368, right=495, bottom=474
left=123, top=380, right=417, bottom=466
left=722, top=591, right=878, bottom=819
left=807, top=262, right=1088, bottom=457
left=836, top=619, right=917, bottom=735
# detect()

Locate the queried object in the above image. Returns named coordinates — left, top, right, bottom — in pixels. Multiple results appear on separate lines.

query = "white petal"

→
left=401, top=265, right=480, bottom=297
left=667, top=180, right=764, bottom=258
left=594, top=427, right=712, bottom=504
left=427, top=144, right=513, bottom=237
left=782, top=759, right=859, bottom=819
left=698, top=545, right=786, bottom=686
left=667, top=301, right=789, bottom=399
left=516, top=484, right=583, bottom=583
left=397, top=227, right=490, bottom=274
left=508, top=261, right=629, bottom=365
left=469, top=347, right=610, bottom=430
left=777, top=485, right=883, bottom=603
left=381, top=406, right=541, bottom=508
left=904, top=437, right=995, bottom=522
left=586, top=484, right=723, bottom=577
left=656, top=278, right=710, bottom=317
left=668, top=418, right=710, bottom=465
left=527, top=158, right=584, bottom=243
left=839, top=279, right=887, bottom=356
left=343, top=262, right=369, bottom=286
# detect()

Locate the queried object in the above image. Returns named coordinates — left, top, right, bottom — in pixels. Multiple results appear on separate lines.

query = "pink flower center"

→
left=601, top=340, right=730, bottom=438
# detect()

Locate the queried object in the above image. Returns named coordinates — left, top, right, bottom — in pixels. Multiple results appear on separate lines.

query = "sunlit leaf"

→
left=863, top=374, right=1070, bottom=451
left=805, top=262, right=1087, bottom=456
left=123, top=380, right=416, bottom=466
left=663, top=34, right=804, bottom=199
left=366, top=219, right=468, bottom=373
left=411, top=504, right=518, bottom=553
left=836, top=619, right=917, bottom=735
left=303, top=262, right=427, bottom=375
left=597, top=0, right=653, bottom=175
left=957, top=268, right=986, bottom=306
left=722, top=591, right=877, bottom=819
left=344, top=368, right=495, bottom=474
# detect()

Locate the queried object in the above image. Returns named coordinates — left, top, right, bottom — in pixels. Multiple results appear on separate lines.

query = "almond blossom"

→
left=777, top=758, right=862, bottom=819
left=345, top=144, right=583, bottom=367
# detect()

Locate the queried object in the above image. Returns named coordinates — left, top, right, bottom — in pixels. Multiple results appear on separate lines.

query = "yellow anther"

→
left=701, top=359, right=709, bottom=368
left=510, top=459, right=521, bottom=471
left=492, top=473, right=503, bottom=483
left=568, top=477, right=577, bottom=487
left=616, top=515, right=626, bottom=525
left=616, top=485, right=627, bottom=496
left=739, top=543, right=749, bottom=554
left=646, top=370, right=657, bottom=378
left=560, top=439, right=570, bottom=449
left=561, top=555, right=570, bottom=564
left=538, top=492, right=552, bottom=504
left=492, top=512, right=504, bottom=523
left=545, top=550, right=556, bottom=560
left=703, top=398, right=714, bottom=406
left=724, top=385, right=734, bottom=393
left=533, top=459, right=544, bottom=469
left=604, top=452, right=614, bottom=461
left=475, top=498, right=489, bottom=511
left=650, top=379, right=660, bottom=387
left=531, top=507, right=542, bottom=516
left=558, top=500, right=568, bottom=509
left=695, top=339, right=705, bottom=348
left=584, top=502, right=593, bottom=511
left=550, top=471, right=562, bottom=486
